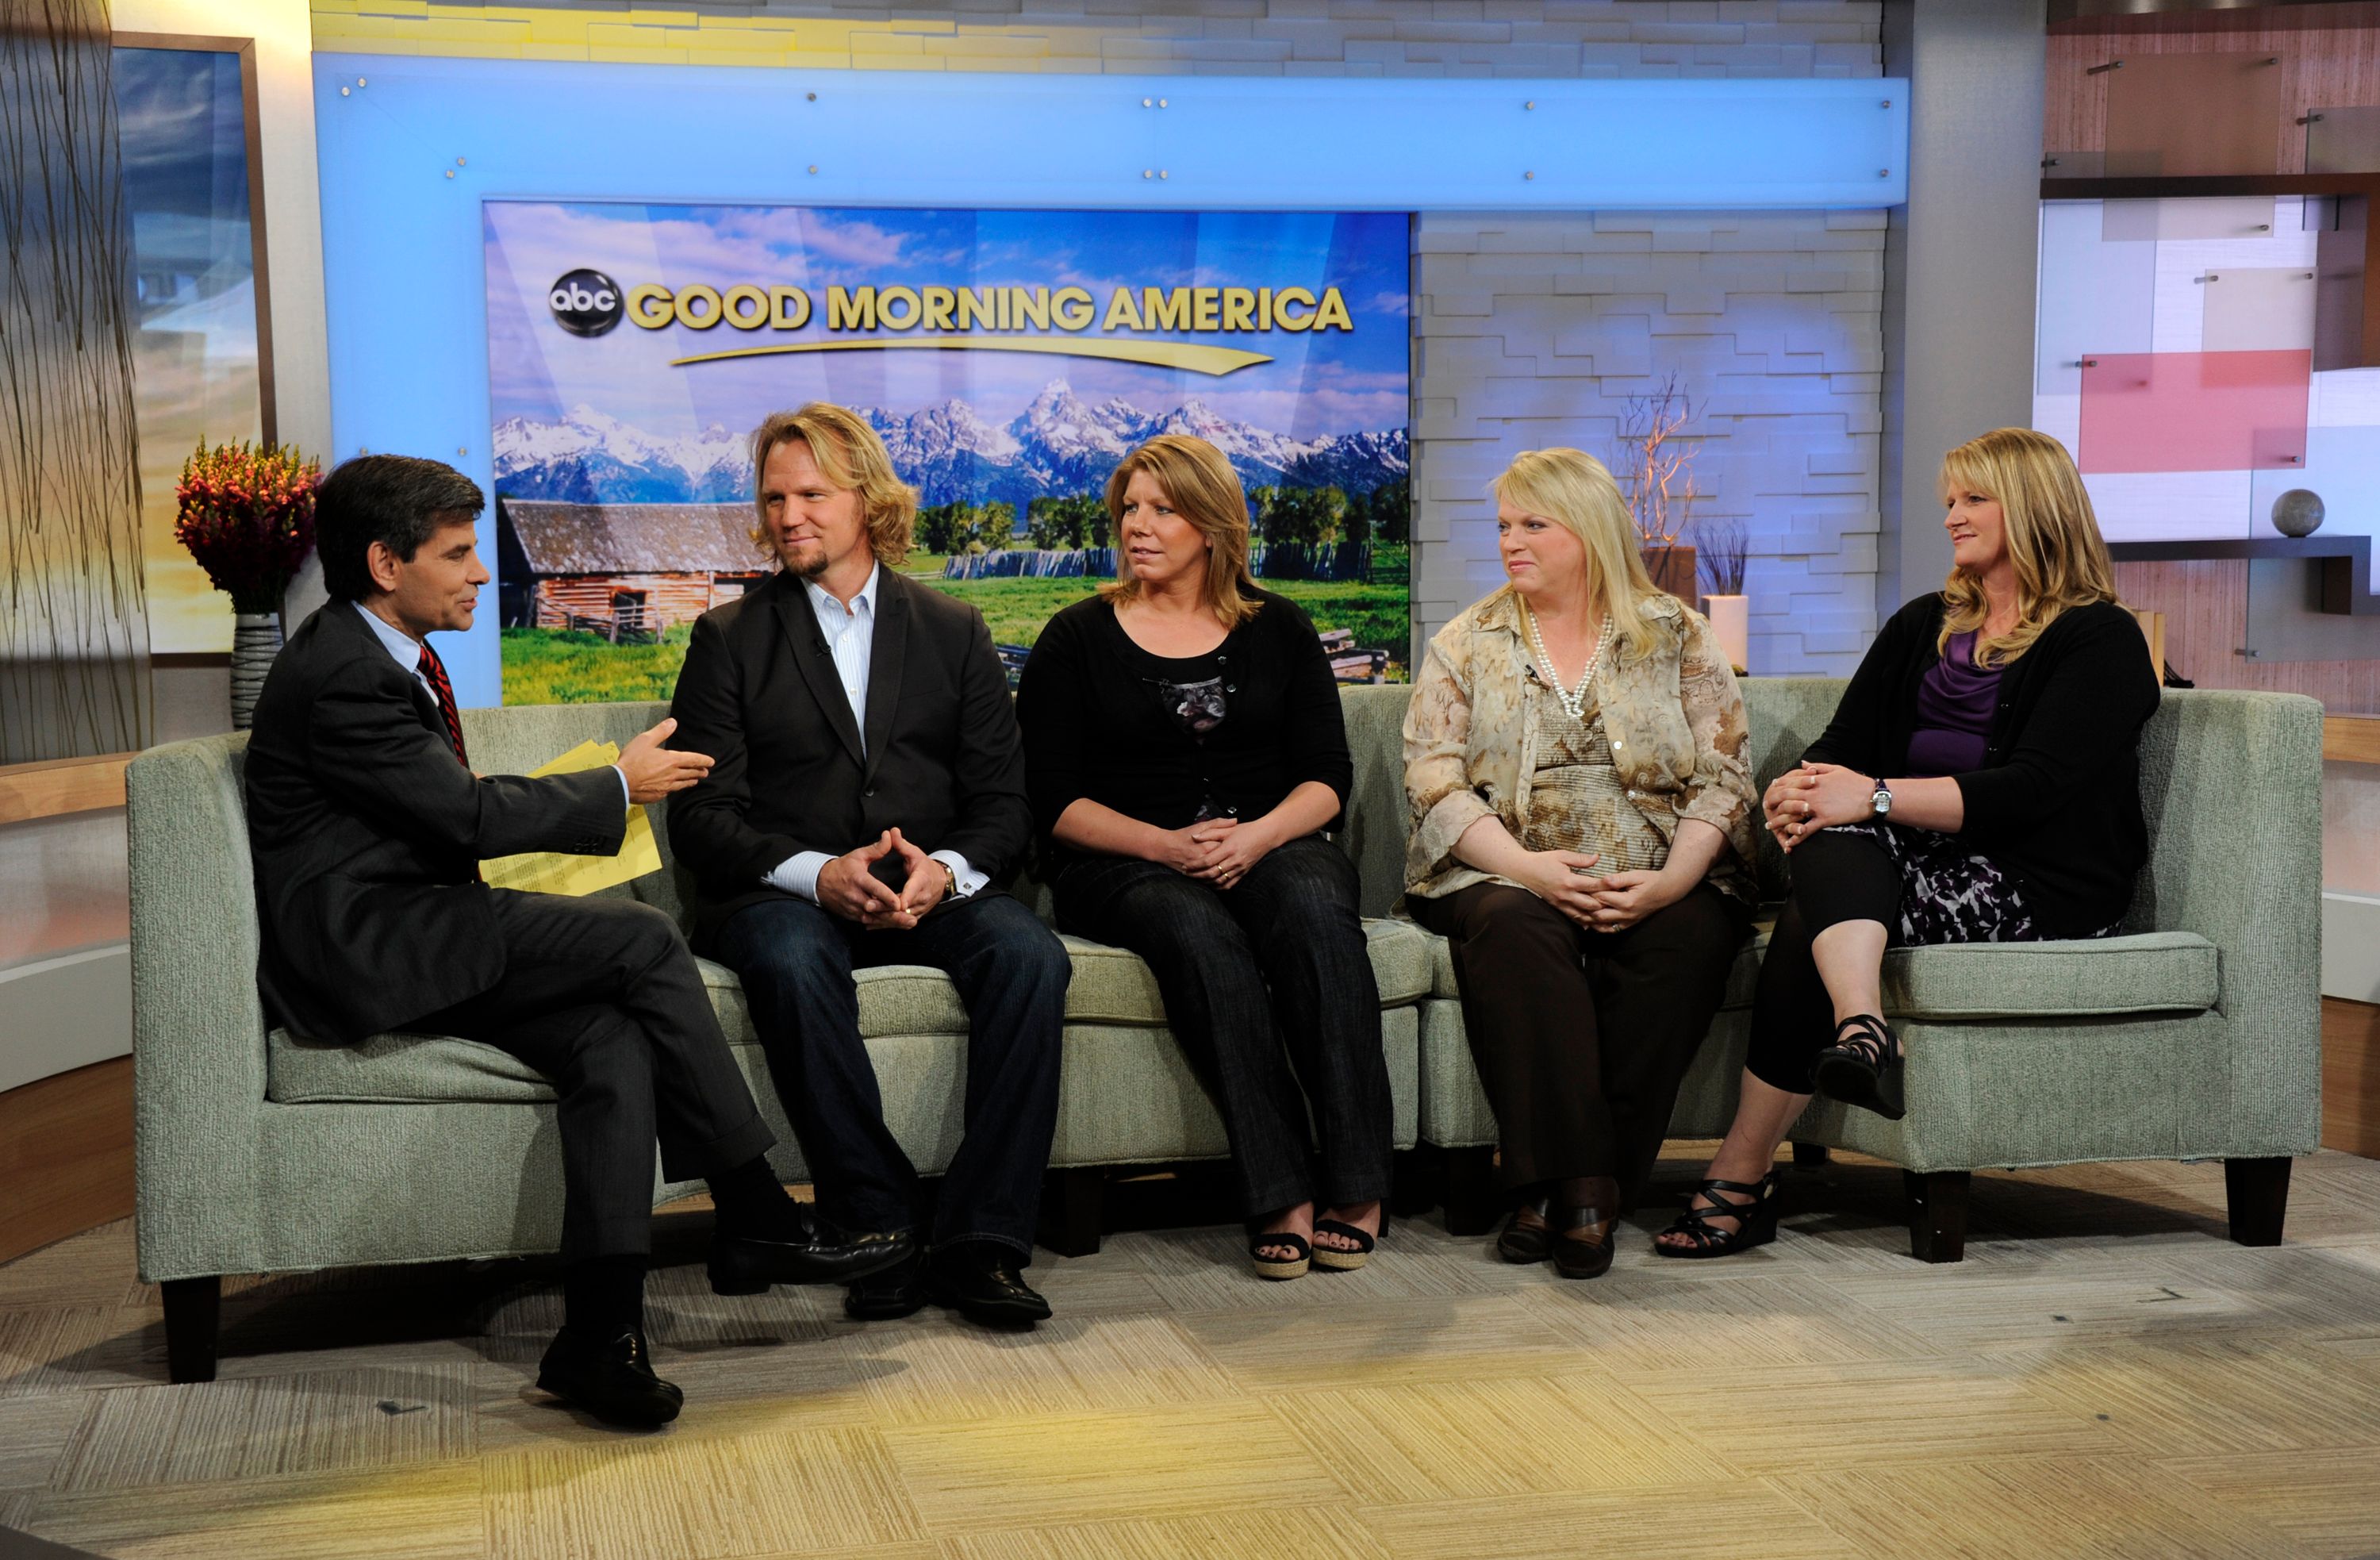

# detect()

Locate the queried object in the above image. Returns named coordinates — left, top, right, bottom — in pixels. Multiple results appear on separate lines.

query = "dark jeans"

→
left=711, top=890, right=1068, bottom=1260
left=413, top=890, right=776, bottom=1261
left=1053, top=835, right=1392, bottom=1217
left=1408, top=881, right=1750, bottom=1206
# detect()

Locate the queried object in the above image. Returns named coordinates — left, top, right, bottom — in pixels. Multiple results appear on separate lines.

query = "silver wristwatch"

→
left=1870, top=779, right=1894, bottom=818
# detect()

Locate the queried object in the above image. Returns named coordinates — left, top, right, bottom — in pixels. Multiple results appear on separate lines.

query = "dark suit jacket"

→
left=244, top=601, right=627, bottom=1043
left=666, top=567, right=1031, bottom=947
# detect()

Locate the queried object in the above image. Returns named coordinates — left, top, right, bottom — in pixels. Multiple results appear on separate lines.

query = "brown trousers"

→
left=1408, top=881, right=1750, bottom=1205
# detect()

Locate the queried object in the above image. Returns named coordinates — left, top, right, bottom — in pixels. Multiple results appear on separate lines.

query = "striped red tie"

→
left=416, top=643, right=470, bottom=769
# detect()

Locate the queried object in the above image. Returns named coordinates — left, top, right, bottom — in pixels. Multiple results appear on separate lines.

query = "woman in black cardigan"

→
left=1656, top=427, right=2160, bottom=1257
left=1016, top=434, right=1392, bottom=1279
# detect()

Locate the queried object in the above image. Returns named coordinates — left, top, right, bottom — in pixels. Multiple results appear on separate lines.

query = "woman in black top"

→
left=1656, top=427, right=2160, bottom=1257
left=1016, top=434, right=1391, bottom=1279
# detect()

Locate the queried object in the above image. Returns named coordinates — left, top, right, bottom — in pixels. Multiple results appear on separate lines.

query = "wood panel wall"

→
left=2047, top=22, right=2380, bottom=171
left=2113, top=559, right=2380, bottom=715
left=0, top=1058, right=132, bottom=1265
left=2324, top=997, right=2380, bottom=1158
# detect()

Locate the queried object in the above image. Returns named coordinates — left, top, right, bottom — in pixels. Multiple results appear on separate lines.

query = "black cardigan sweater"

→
left=1804, top=594, right=2160, bottom=936
left=1015, top=588, right=1354, bottom=874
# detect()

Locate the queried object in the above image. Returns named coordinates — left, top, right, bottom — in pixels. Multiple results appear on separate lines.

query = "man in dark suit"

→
left=669, top=404, right=1069, bottom=1328
left=244, top=455, right=910, bottom=1427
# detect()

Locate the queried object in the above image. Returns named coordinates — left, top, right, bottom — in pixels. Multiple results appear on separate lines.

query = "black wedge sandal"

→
left=1250, top=1229, right=1311, bottom=1281
left=1813, top=1013, right=1906, bottom=1120
left=1653, top=1172, right=1782, bottom=1258
left=1311, top=1214, right=1383, bottom=1273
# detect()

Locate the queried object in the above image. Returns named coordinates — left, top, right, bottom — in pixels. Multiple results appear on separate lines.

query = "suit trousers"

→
left=412, top=890, right=776, bottom=1261
left=1408, top=881, right=1749, bottom=1205
left=712, top=891, right=1069, bottom=1260
left=1051, top=836, right=1393, bottom=1218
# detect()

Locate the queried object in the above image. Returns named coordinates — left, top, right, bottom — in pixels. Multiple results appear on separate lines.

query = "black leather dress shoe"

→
left=535, top=1326, right=684, bottom=1428
left=927, top=1251, right=1052, bottom=1328
left=708, top=1214, right=915, bottom=1295
left=843, top=1251, right=930, bottom=1321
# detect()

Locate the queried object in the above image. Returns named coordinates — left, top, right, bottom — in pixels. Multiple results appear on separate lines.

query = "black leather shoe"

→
left=1550, top=1177, right=1620, bottom=1281
left=1495, top=1189, right=1557, bottom=1265
left=927, top=1250, right=1052, bottom=1328
left=843, top=1251, right=930, bottom=1321
left=535, top=1326, right=684, bottom=1428
left=708, top=1212, right=915, bottom=1295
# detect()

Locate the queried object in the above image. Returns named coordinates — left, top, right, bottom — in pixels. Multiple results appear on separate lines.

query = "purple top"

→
left=1906, top=630, right=2002, bottom=778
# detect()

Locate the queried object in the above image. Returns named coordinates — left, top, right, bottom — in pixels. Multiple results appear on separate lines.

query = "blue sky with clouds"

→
left=484, top=202, right=1408, bottom=440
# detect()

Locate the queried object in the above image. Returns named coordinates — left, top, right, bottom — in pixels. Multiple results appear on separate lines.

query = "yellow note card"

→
left=481, top=739, right=666, bottom=897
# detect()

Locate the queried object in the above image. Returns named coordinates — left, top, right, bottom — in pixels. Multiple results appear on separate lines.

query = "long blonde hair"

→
left=1491, top=447, right=1670, bottom=663
left=1098, top=434, right=1262, bottom=629
left=750, top=403, right=919, bottom=567
left=1937, top=428, right=2119, bottom=667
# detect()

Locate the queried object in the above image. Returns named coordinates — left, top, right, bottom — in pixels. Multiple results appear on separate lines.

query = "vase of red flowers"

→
left=175, top=440, right=320, bottom=728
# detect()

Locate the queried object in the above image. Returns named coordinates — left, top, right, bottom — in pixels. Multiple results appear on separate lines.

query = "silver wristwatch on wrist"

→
left=1870, top=779, right=1894, bottom=818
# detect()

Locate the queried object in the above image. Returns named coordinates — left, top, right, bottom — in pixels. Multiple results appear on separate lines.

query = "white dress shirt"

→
left=762, top=564, right=986, bottom=904
left=353, top=601, right=628, bottom=807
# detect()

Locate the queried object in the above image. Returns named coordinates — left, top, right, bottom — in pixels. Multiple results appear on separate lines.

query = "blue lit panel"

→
left=313, top=54, right=1908, bottom=704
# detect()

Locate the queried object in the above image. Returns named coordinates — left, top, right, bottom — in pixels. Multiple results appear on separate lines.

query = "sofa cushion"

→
left=267, top=915, right=1439, bottom=1105
left=1882, top=931, right=2218, bottom=1019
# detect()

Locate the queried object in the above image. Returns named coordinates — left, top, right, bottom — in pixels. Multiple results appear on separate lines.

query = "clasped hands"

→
left=1521, top=850, right=1683, bottom=934
left=1152, top=817, right=1274, bottom=890
left=1763, top=761, right=1874, bottom=852
left=818, top=828, right=949, bottom=930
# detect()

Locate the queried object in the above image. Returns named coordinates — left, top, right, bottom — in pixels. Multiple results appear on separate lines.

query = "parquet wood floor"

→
left=6, top=1147, right=2380, bottom=1560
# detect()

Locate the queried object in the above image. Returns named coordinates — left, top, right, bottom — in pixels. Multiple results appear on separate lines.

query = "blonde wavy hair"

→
left=1491, top=447, right=1670, bottom=663
left=750, top=403, right=919, bottom=568
left=1099, top=433, right=1263, bottom=629
left=1937, top=428, right=2120, bottom=668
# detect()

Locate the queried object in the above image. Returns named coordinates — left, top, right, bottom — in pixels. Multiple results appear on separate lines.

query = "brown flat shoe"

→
left=1495, top=1190, right=1556, bottom=1264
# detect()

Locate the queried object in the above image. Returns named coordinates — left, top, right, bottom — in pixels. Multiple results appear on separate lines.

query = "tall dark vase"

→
left=229, top=613, right=282, bottom=730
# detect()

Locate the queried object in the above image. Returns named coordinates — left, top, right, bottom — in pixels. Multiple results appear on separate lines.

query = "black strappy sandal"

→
left=1814, top=1013, right=1906, bottom=1120
left=1653, top=1172, right=1782, bottom=1258
left=1250, top=1229, right=1311, bottom=1280
left=1311, top=1214, right=1383, bottom=1273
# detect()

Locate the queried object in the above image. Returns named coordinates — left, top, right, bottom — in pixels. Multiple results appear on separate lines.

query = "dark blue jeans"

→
left=711, top=890, right=1068, bottom=1260
left=1053, top=835, right=1392, bottom=1217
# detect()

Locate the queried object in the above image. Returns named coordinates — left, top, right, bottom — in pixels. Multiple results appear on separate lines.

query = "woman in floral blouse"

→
left=1402, top=447, right=1758, bottom=1279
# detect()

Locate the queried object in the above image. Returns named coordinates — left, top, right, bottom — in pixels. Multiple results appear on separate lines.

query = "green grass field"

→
left=501, top=549, right=1412, bottom=706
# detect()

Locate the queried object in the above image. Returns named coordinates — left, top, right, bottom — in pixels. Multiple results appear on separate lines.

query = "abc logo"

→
left=548, top=269, right=623, bottom=337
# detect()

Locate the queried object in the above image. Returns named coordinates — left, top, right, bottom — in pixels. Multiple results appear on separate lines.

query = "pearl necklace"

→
left=1525, top=605, right=1613, bottom=723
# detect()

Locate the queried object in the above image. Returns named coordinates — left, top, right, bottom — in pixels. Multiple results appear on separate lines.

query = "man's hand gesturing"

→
left=618, top=717, right=714, bottom=805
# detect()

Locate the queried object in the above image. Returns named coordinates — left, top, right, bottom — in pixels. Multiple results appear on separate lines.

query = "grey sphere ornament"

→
left=2271, top=488, right=2325, bottom=538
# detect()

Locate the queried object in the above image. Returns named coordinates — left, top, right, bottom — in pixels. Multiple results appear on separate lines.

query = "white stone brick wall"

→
left=1411, top=208, right=1885, bottom=671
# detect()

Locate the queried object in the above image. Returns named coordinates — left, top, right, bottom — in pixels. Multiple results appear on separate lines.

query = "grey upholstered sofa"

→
left=127, top=680, right=2322, bottom=1382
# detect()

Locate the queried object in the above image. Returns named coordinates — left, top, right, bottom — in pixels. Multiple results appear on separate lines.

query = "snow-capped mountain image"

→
left=492, top=380, right=1409, bottom=509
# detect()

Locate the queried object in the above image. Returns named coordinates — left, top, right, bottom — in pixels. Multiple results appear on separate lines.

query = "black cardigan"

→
left=1015, top=588, right=1354, bottom=873
left=1804, top=594, right=2160, bottom=936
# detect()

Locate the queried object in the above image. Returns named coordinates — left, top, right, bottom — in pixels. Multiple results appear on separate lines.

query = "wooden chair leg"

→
left=1440, top=1144, right=1502, bottom=1237
left=1791, top=1142, right=1830, bottom=1170
left=1903, top=1170, right=1969, bottom=1264
left=162, top=1275, right=221, bottom=1384
left=2225, top=1157, right=2292, bottom=1247
left=1037, top=1166, right=1104, bottom=1258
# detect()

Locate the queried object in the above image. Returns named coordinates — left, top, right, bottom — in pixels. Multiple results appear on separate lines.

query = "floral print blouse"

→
left=1400, top=587, right=1758, bottom=905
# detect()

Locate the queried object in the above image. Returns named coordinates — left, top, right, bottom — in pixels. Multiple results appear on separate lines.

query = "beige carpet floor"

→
left=5, top=1147, right=2380, bottom=1559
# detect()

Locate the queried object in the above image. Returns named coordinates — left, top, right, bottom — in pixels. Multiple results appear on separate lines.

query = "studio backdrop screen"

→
left=482, top=202, right=1412, bottom=705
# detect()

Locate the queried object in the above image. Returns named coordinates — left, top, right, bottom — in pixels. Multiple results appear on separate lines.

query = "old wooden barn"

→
left=496, top=498, right=773, bottom=640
